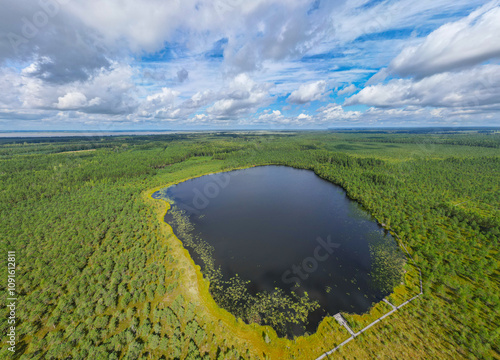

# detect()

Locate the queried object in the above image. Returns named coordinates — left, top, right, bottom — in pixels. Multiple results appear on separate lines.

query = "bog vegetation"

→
left=0, top=131, right=498, bottom=359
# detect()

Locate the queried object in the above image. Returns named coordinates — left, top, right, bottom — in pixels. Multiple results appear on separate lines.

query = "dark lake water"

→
left=154, top=166, right=398, bottom=334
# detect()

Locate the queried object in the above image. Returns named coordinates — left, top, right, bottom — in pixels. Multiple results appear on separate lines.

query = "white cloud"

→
left=345, top=64, right=500, bottom=108
left=146, top=88, right=180, bottom=106
left=363, top=106, right=426, bottom=119
left=55, top=92, right=88, bottom=110
left=207, top=73, right=272, bottom=118
left=297, top=113, right=311, bottom=121
left=139, top=73, right=273, bottom=122
left=359, top=105, right=500, bottom=125
left=1, top=1, right=112, bottom=84
left=221, top=1, right=334, bottom=72
left=257, top=109, right=284, bottom=122
left=253, top=109, right=317, bottom=126
left=389, top=2, right=500, bottom=78
left=139, top=87, right=182, bottom=119
left=64, top=0, right=188, bottom=53
left=316, top=103, right=361, bottom=122
left=288, top=80, right=328, bottom=104
left=10, top=62, right=138, bottom=115
left=337, top=84, right=357, bottom=96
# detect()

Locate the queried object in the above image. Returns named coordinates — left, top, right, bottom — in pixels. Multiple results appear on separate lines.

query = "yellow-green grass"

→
left=341, top=300, right=394, bottom=333
left=388, top=264, right=422, bottom=307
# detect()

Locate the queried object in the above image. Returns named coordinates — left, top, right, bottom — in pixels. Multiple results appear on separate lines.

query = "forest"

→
left=0, top=130, right=498, bottom=359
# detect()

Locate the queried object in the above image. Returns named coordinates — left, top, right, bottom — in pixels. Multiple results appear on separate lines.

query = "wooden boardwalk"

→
left=333, top=313, right=356, bottom=336
left=316, top=294, right=422, bottom=360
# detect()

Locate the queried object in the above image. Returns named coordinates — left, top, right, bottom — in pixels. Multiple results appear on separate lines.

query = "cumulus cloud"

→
left=136, top=87, right=182, bottom=119
left=297, top=113, right=312, bottom=121
left=63, top=0, right=336, bottom=73
left=146, top=88, right=180, bottom=106
left=9, top=62, right=138, bottom=114
left=288, top=80, right=328, bottom=104
left=1, top=1, right=111, bottom=84
left=388, top=2, right=500, bottom=78
left=138, top=74, right=273, bottom=122
left=363, top=106, right=426, bottom=120
left=55, top=92, right=88, bottom=110
left=343, top=1, right=500, bottom=126
left=250, top=104, right=362, bottom=127
left=207, top=73, right=272, bottom=118
left=337, top=84, right=357, bottom=96
left=258, top=109, right=284, bottom=123
left=359, top=106, right=500, bottom=125
left=345, top=64, right=500, bottom=108
left=316, top=103, right=361, bottom=122
left=137, top=87, right=182, bottom=119
left=64, top=0, right=196, bottom=53
left=182, top=90, right=216, bottom=110
left=253, top=110, right=318, bottom=126
left=222, top=1, right=334, bottom=72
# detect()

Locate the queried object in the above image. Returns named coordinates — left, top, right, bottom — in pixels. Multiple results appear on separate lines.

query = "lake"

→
left=154, top=165, right=401, bottom=336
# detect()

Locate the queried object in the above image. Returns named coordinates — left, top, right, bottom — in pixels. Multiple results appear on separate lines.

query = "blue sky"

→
left=1, top=0, right=500, bottom=130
